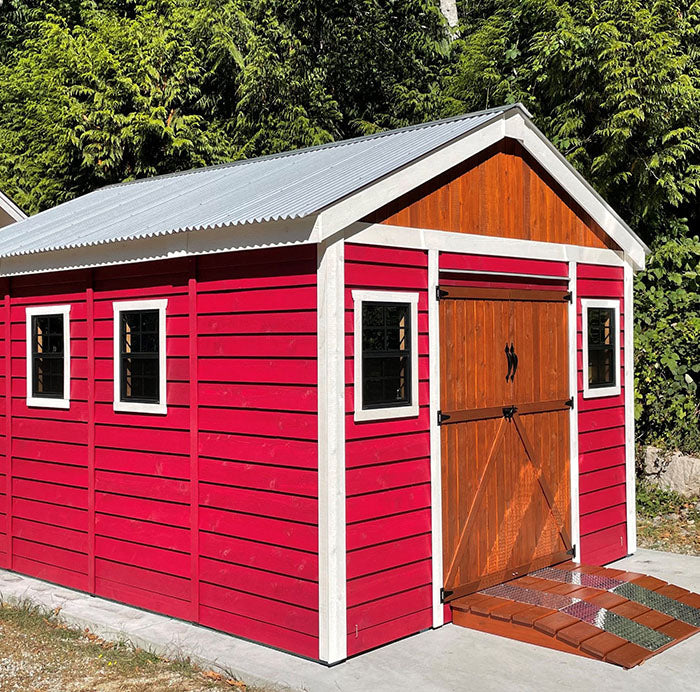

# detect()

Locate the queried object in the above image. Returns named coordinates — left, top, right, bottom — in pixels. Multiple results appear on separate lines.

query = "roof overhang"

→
left=317, top=105, right=649, bottom=271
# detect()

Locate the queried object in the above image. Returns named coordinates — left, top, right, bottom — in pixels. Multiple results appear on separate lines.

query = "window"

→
left=26, top=305, right=71, bottom=408
left=113, top=299, right=167, bottom=414
left=352, top=291, right=419, bottom=422
left=582, top=298, right=621, bottom=399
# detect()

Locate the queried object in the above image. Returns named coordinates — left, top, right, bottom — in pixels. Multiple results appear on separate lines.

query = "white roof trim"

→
left=319, top=106, right=648, bottom=271
left=0, top=190, right=25, bottom=223
left=0, top=216, right=318, bottom=277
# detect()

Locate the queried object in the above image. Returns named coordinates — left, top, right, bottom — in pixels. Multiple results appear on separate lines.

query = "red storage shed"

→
left=0, top=104, right=648, bottom=664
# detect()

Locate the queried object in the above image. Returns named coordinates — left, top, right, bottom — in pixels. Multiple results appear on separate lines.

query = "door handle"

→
left=511, top=345, right=518, bottom=382
left=505, top=343, right=512, bottom=381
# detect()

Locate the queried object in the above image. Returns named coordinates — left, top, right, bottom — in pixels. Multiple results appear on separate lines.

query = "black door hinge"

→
left=436, top=287, right=449, bottom=301
left=437, top=410, right=451, bottom=426
left=565, top=397, right=574, bottom=409
left=440, top=587, right=454, bottom=602
left=502, top=405, right=517, bottom=420
left=564, top=291, right=573, bottom=303
left=567, top=545, right=577, bottom=558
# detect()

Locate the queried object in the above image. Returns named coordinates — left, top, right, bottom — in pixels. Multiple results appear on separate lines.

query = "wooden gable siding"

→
left=344, top=244, right=432, bottom=656
left=0, top=246, right=319, bottom=659
left=576, top=264, right=627, bottom=566
left=364, top=139, right=619, bottom=251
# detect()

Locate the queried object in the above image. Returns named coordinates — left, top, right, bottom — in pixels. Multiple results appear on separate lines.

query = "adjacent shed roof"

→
left=0, top=106, right=513, bottom=258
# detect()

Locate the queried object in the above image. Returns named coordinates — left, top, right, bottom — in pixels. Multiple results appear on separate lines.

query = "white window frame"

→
left=26, top=304, right=71, bottom=409
left=352, top=290, right=420, bottom=422
left=113, top=299, right=168, bottom=415
left=581, top=298, right=621, bottom=399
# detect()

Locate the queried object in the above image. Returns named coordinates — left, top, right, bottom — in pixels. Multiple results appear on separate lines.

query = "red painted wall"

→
left=576, top=263, right=627, bottom=565
left=0, top=246, right=319, bottom=659
left=344, top=244, right=432, bottom=656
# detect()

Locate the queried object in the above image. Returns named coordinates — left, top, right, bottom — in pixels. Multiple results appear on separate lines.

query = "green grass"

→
left=0, top=598, right=257, bottom=691
left=636, top=478, right=700, bottom=519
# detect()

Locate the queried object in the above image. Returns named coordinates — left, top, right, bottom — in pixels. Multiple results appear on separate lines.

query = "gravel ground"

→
left=0, top=601, right=255, bottom=692
left=637, top=512, right=700, bottom=556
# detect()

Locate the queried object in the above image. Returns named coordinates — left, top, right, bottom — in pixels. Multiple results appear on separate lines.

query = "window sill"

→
left=113, top=400, right=167, bottom=415
left=582, top=385, right=621, bottom=399
left=354, top=403, right=419, bottom=423
left=26, top=396, right=70, bottom=410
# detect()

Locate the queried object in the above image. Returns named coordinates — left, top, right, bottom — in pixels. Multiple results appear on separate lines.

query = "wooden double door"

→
left=439, top=285, right=573, bottom=602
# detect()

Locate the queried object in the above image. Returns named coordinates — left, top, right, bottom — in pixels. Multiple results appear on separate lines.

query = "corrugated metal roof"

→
left=0, top=106, right=513, bottom=258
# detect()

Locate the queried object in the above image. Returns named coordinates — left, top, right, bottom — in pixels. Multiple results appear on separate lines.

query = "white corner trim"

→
left=25, top=304, right=71, bottom=409
left=351, top=290, right=419, bottom=422
left=112, top=298, right=168, bottom=415
left=623, top=260, right=637, bottom=554
left=567, top=262, right=581, bottom=562
left=580, top=298, right=622, bottom=400
left=0, top=190, right=25, bottom=223
left=317, top=238, right=347, bottom=664
left=428, top=250, right=444, bottom=625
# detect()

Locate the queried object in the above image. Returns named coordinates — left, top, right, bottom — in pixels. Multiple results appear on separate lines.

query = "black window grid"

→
left=361, top=302, right=412, bottom=410
left=120, top=310, right=160, bottom=404
left=31, top=314, right=65, bottom=399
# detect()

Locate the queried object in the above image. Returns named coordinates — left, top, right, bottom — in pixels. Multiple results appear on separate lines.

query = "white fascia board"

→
left=0, top=216, right=319, bottom=278
left=345, top=222, right=626, bottom=267
left=0, top=190, right=26, bottom=222
left=507, top=115, right=648, bottom=271
left=318, top=109, right=646, bottom=271
left=317, top=116, right=507, bottom=239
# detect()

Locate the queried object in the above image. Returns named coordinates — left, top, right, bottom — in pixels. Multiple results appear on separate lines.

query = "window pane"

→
left=588, top=308, right=613, bottom=346
left=361, top=301, right=411, bottom=410
left=120, top=309, right=160, bottom=403
left=31, top=314, right=65, bottom=398
left=587, top=307, right=616, bottom=388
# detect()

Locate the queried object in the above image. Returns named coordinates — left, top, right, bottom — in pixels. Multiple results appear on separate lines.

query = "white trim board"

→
left=351, top=290, right=420, bottom=422
left=427, top=249, right=444, bottom=627
left=0, top=190, right=25, bottom=223
left=567, top=262, right=581, bottom=561
left=0, top=217, right=318, bottom=278
left=112, top=299, right=168, bottom=415
left=317, top=238, right=347, bottom=664
left=345, top=223, right=626, bottom=267
left=580, top=298, right=622, bottom=400
left=25, top=304, right=71, bottom=409
left=623, top=260, right=637, bottom=553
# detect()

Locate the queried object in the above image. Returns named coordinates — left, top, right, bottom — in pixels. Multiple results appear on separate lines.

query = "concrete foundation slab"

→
left=0, top=549, right=698, bottom=691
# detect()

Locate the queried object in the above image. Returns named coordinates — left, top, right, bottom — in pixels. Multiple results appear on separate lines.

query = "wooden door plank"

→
left=512, top=413, right=572, bottom=550
left=444, top=419, right=507, bottom=588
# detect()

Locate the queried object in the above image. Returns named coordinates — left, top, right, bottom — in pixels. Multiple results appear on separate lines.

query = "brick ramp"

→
left=451, top=562, right=700, bottom=668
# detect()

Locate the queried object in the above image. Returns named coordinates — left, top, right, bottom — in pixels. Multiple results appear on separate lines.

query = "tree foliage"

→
left=0, top=0, right=698, bottom=450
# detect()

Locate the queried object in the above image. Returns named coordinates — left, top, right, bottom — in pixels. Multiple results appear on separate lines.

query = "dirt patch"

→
left=0, top=601, right=264, bottom=692
left=637, top=514, right=700, bottom=556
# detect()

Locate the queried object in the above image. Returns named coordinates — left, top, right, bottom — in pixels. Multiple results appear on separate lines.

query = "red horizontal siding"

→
left=344, top=244, right=432, bottom=655
left=0, top=246, right=319, bottom=660
left=577, top=264, right=627, bottom=565
left=440, top=252, right=569, bottom=277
